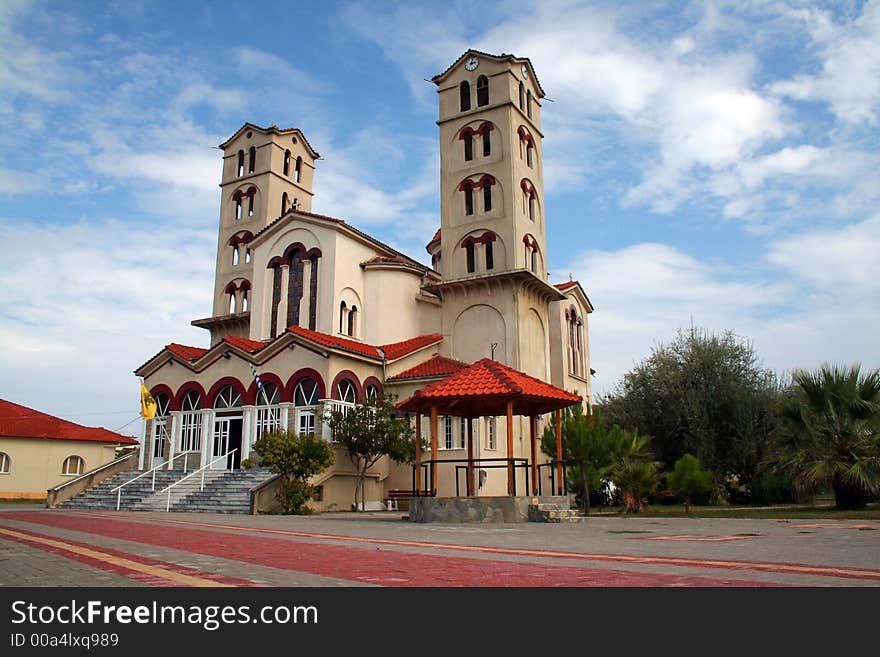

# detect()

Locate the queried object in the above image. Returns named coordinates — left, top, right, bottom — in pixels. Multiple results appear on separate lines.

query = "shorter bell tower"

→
left=192, top=123, right=320, bottom=345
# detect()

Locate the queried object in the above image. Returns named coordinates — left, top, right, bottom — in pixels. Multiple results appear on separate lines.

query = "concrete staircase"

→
left=57, top=468, right=277, bottom=514
left=58, top=470, right=188, bottom=511
left=527, top=497, right=586, bottom=523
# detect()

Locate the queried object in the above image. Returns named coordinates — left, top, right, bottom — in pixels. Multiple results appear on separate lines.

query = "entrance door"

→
left=296, top=408, right=316, bottom=436
left=212, top=417, right=243, bottom=470
left=152, top=421, right=168, bottom=467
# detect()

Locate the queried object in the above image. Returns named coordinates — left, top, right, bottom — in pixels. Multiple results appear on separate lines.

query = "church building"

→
left=135, top=50, right=594, bottom=510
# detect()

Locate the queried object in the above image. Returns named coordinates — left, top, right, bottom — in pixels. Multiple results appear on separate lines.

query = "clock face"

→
left=464, top=56, right=479, bottom=71
left=521, top=64, right=529, bottom=79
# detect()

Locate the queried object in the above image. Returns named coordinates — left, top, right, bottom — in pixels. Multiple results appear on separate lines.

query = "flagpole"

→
left=138, top=378, right=147, bottom=470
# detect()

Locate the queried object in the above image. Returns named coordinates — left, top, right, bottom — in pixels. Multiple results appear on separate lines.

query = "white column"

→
left=200, top=410, right=213, bottom=468
left=167, top=411, right=181, bottom=470
left=280, top=402, right=292, bottom=432
left=277, top=264, right=290, bottom=332
left=300, top=258, right=312, bottom=327
left=241, top=406, right=255, bottom=460
left=138, top=420, right=147, bottom=470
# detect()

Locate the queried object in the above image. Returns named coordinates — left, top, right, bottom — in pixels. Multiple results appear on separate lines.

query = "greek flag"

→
left=250, top=363, right=264, bottom=394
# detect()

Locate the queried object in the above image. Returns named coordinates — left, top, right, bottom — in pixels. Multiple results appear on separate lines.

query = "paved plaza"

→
left=1, top=506, right=879, bottom=587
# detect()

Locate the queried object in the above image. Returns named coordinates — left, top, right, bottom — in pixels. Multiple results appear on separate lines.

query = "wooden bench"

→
left=385, top=489, right=435, bottom=511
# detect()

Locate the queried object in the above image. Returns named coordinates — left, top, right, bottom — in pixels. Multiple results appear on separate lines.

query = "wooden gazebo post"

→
left=414, top=413, right=422, bottom=494
left=530, top=415, right=538, bottom=496
left=506, top=400, right=514, bottom=495
left=555, top=409, right=563, bottom=495
left=466, top=418, right=474, bottom=496
left=430, top=406, right=439, bottom=494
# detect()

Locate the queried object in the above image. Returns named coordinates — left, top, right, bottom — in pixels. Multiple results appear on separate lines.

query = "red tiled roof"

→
left=397, top=358, right=581, bottom=416
left=362, top=255, right=411, bottom=265
left=287, top=326, right=442, bottom=361
left=554, top=281, right=579, bottom=291
left=166, top=343, right=208, bottom=361
left=428, top=228, right=441, bottom=245
left=381, top=334, right=443, bottom=360
left=287, top=325, right=381, bottom=358
left=0, top=398, right=139, bottom=445
left=222, top=335, right=267, bottom=353
left=387, top=355, right=469, bottom=382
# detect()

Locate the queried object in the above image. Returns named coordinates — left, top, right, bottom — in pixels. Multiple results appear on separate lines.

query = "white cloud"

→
left=771, top=1, right=880, bottom=125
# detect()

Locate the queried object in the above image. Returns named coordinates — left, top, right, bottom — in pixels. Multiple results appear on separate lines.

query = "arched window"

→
left=237, top=150, right=245, bottom=177
left=214, top=384, right=242, bottom=410
left=485, top=239, right=494, bottom=270
left=464, top=132, right=473, bottom=161
left=248, top=190, right=255, bottom=217
left=295, top=378, right=319, bottom=406
left=255, top=382, right=281, bottom=440
left=483, top=178, right=492, bottom=212
left=526, top=90, right=532, bottom=118
left=241, top=287, right=249, bottom=312
left=180, top=390, right=202, bottom=452
left=482, top=124, right=491, bottom=157
left=229, top=293, right=236, bottom=314
left=529, top=194, right=536, bottom=222
left=62, top=455, right=84, bottom=476
left=294, top=377, right=320, bottom=436
left=347, top=305, right=358, bottom=337
left=531, top=247, right=538, bottom=273
left=245, top=247, right=251, bottom=264
left=232, top=246, right=239, bottom=266
left=235, top=194, right=243, bottom=220
left=248, top=146, right=256, bottom=173
left=336, top=379, right=357, bottom=403
left=519, top=82, right=525, bottom=110
left=527, top=144, right=533, bottom=168
left=295, top=156, right=302, bottom=182
left=365, top=384, right=380, bottom=401
left=283, top=149, right=291, bottom=176
left=466, top=241, right=476, bottom=273
left=0, top=451, right=9, bottom=473
left=460, top=80, right=471, bottom=111
left=476, top=75, right=489, bottom=106
left=339, top=301, right=347, bottom=334
left=282, top=192, right=288, bottom=214
left=464, top=182, right=474, bottom=216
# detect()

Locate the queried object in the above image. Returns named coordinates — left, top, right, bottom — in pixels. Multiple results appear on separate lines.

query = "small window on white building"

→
left=62, top=455, right=84, bottom=476
left=0, top=452, right=9, bottom=473
left=444, top=416, right=454, bottom=450
left=486, top=417, right=497, bottom=450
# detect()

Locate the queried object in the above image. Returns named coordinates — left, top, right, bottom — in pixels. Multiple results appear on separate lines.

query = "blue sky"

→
left=1, top=0, right=878, bottom=436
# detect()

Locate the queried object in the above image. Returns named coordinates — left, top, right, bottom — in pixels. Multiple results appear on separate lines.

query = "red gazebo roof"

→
left=397, top=358, right=582, bottom=417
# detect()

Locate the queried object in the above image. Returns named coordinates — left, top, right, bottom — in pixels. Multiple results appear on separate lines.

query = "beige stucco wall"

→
left=0, top=438, right=123, bottom=499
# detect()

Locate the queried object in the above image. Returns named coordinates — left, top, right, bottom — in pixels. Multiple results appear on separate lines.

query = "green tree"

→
left=251, top=429, right=334, bottom=514
left=667, top=453, right=715, bottom=513
left=601, top=327, right=780, bottom=481
left=768, top=364, right=880, bottom=509
left=541, top=405, right=655, bottom=514
left=613, top=459, right=661, bottom=513
left=325, top=394, right=415, bottom=511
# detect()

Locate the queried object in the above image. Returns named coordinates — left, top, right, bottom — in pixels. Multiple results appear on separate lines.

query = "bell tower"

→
left=428, top=50, right=563, bottom=377
left=192, top=123, right=320, bottom=345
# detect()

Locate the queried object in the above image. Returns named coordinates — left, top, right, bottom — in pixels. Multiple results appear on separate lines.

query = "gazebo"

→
left=397, top=358, right=582, bottom=500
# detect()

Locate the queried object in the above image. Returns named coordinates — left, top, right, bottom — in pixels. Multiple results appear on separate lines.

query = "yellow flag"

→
left=140, top=380, right=157, bottom=420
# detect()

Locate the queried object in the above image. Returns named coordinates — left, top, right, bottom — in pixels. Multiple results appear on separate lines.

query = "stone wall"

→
left=409, top=495, right=568, bottom=523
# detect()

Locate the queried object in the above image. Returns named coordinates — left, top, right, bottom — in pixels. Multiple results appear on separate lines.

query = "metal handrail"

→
left=49, top=452, right=137, bottom=494
left=110, top=451, right=190, bottom=511
left=157, top=449, right=237, bottom=512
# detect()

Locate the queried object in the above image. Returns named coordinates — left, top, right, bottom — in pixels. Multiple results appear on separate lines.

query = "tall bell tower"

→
left=428, top=50, right=564, bottom=378
left=192, top=123, right=320, bottom=345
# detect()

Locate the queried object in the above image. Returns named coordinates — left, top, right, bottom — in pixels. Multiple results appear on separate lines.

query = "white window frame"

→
left=486, top=417, right=497, bottom=450
left=0, top=452, right=9, bottom=474
left=444, top=416, right=454, bottom=450
left=62, top=455, right=84, bottom=476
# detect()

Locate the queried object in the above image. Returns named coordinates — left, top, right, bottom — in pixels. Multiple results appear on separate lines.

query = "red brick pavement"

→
left=0, top=512, right=774, bottom=587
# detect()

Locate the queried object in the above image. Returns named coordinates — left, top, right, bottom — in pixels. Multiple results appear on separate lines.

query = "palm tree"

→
left=771, top=364, right=880, bottom=509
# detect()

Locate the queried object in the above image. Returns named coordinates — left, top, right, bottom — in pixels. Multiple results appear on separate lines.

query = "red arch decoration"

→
left=207, top=377, right=248, bottom=407
left=227, top=231, right=254, bottom=247
left=517, top=125, right=535, bottom=146
left=458, top=121, right=496, bottom=140
left=149, top=384, right=175, bottom=410
left=520, top=179, right=537, bottom=198
left=246, top=372, right=286, bottom=405
left=461, top=231, right=497, bottom=248
left=285, top=368, right=327, bottom=404
left=458, top=174, right=496, bottom=192
left=170, top=381, right=208, bottom=412
left=330, top=370, right=363, bottom=402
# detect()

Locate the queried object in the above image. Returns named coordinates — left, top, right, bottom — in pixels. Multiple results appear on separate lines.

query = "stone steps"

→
left=58, top=468, right=276, bottom=514
left=527, top=497, right=586, bottom=523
